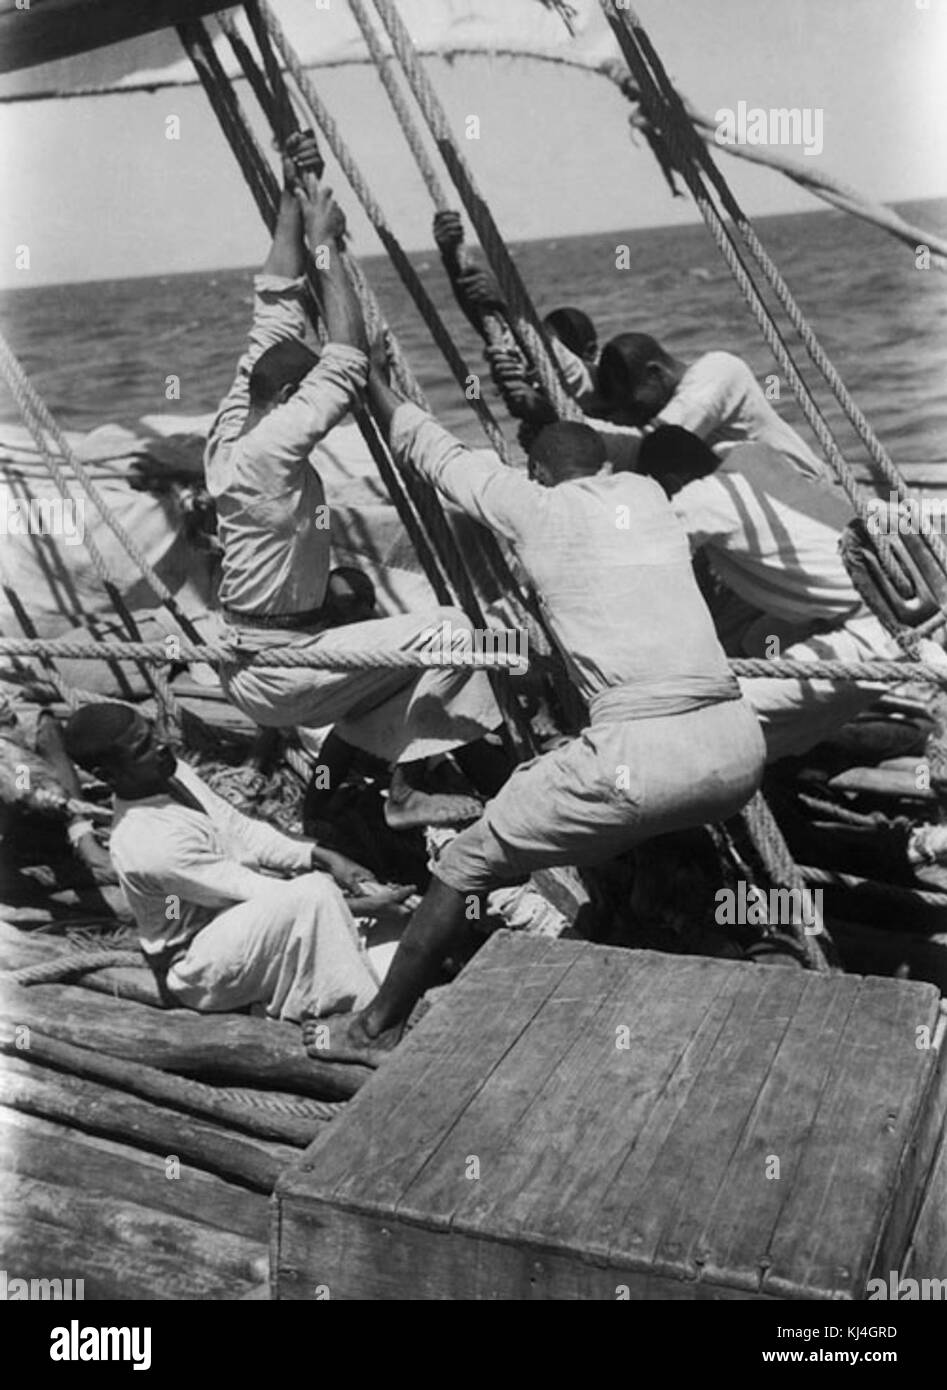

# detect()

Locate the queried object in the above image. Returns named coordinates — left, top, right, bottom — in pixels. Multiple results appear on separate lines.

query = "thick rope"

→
left=741, top=791, right=837, bottom=971
left=0, top=635, right=528, bottom=673
left=5, top=637, right=947, bottom=685
left=369, top=0, right=582, bottom=423
left=8, top=949, right=144, bottom=987
left=728, top=657, right=935, bottom=685
left=600, top=3, right=918, bottom=605
left=210, top=1087, right=344, bottom=1120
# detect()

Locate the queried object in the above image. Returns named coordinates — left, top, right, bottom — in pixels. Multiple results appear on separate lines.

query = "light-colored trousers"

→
left=739, top=612, right=904, bottom=762
left=220, top=607, right=501, bottom=764
left=437, top=699, right=765, bottom=894
left=165, top=873, right=378, bottom=1023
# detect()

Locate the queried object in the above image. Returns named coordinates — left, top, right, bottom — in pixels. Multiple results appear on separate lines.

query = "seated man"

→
left=207, top=136, right=502, bottom=828
left=594, top=333, right=828, bottom=479
left=62, top=703, right=412, bottom=1023
left=307, top=379, right=766, bottom=1062
left=637, top=425, right=905, bottom=760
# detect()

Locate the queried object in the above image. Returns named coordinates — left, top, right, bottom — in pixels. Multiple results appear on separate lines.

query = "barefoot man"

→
left=206, top=134, right=503, bottom=827
left=305, top=371, right=767, bottom=1064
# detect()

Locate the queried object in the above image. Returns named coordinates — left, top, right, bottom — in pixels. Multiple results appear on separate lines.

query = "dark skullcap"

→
left=544, top=307, right=597, bottom=359
left=63, top=702, right=138, bottom=768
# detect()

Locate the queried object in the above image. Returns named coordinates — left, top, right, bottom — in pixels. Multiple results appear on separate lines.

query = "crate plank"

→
left=762, top=974, right=941, bottom=1297
left=287, top=933, right=583, bottom=1212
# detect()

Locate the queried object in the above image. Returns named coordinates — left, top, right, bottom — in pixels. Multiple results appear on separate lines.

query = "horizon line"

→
left=2, top=193, right=945, bottom=296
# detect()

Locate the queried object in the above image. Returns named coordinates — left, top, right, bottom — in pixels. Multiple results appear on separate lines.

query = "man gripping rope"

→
left=304, top=368, right=766, bottom=1064
left=205, top=134, right=503, bottom=827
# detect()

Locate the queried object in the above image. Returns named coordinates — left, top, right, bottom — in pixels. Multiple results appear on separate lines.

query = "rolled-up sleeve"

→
left=390, top=402, right=539, bottom=544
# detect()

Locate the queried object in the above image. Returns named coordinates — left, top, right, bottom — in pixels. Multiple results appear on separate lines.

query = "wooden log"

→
left=0, top=1024, right=324, bottom=1146
left=0, top=1218, right=256, bottom=1301
left=0, top=976, right=367, bottom=1099
left=0, top=1105, right=270, bottom=1243
left=0, top=1170, right=269, bottom=1286
left=0, top=1054, right=294, bottom=1192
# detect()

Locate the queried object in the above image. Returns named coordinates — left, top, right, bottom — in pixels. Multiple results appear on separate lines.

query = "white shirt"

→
left=205, top=274, right=368, bottom=616
left=593, top=350, right=827, bottom=480
left=111, top=760, right=313, bottom=961
left=390, top=403, right=734, bottom=712
left=671, top=441, right=861, bottom=625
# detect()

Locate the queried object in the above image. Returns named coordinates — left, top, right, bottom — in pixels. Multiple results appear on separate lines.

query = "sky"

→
left=1, top=0, right=945, bottom=288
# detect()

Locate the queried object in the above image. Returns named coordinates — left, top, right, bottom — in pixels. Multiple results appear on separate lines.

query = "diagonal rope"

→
left=0, top=330, right=187, bottom=723
left=601, top=2, right=938, bottom=613
left=368, top=0, right=583, bottom=424
left=620, top=4, right=944, bottom=519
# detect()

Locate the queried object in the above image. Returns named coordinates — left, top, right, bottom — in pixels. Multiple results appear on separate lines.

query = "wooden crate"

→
left=274, top=932, right=947, bottom=1301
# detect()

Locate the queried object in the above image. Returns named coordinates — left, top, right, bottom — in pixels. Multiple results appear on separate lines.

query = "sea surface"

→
left=1, top=198, right=945, bottom=465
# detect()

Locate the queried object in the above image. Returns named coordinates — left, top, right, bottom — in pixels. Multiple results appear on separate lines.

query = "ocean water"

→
left=1, top=198, right=945, bottom=465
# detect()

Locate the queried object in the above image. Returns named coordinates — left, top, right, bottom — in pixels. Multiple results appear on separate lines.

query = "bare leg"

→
left=303, top=877, right=472, bottom=1065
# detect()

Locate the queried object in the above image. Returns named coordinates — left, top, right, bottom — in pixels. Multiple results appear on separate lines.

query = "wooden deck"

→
left=275, top=932, right=947, bottom=1300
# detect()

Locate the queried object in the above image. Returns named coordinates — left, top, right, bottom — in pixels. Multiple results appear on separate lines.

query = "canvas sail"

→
left=0, top=1, right=618, bottom=100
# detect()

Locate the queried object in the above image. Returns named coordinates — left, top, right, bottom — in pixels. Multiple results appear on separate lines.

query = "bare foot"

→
left=302, top=1010, right=403, bottom=1067
left=384, top=787, right=482, bottom=830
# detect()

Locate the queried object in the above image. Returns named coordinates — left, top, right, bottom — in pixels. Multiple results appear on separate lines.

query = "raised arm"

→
left=301, top=180, right=367, bottom=354
left=227, top=180, right=370, bottom=473
left=206, top=133, right=323, bottom=461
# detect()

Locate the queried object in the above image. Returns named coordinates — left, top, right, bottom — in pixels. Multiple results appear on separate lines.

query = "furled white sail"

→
left=0, top=0, right=619, bottom=102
